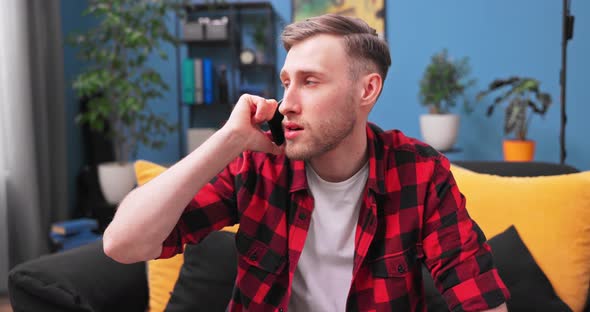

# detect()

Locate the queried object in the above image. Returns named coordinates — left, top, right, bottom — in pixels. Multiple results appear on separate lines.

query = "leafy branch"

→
left=476, top=77, right=552, bottom=140
left=70, top=0, right=186, bottom=163
left=419, top=49, right=476, bottom=114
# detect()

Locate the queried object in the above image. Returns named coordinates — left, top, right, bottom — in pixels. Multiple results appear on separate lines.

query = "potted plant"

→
left=418, top=49, right=476, bottom=151
left=476, top=77, right=552, bottom=161
left=70, top=0, right=184, bottom=204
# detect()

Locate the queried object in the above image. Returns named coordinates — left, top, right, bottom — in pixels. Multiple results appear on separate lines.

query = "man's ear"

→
left=359, top=73, right=382, bottom=109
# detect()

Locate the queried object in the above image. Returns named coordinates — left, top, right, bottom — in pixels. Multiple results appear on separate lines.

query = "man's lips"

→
left=283, top=122, right=303, bottom=139
left=283, top=122, right=303, bottom=131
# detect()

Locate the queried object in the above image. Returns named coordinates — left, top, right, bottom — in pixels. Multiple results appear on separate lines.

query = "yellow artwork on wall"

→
left=293, top=0, right=386, bottom=38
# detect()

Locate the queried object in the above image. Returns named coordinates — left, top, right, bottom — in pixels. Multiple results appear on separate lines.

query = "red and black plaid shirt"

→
left=159, top=123, right=510, bottom=311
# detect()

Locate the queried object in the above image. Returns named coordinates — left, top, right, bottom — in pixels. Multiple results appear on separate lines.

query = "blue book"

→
left=50, top=229, right=102, bottom=252
left=51, top=218, right=98, bottom=236
left=202, top=58, right=214, bottom=105
left=61, top=232, right=102, bottom=251
left=182, top=58, right=196, bottom=104
left=50, top=228, right=95, bottom=242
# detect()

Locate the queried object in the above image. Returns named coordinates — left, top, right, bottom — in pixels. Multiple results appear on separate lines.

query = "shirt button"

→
left=397, top=264, right=405, bottom=273
left=279, top=308, right=284, bottom=312
left=249, top=253, right=258, bottom=261
left=298, top=212, right=307, bottom=220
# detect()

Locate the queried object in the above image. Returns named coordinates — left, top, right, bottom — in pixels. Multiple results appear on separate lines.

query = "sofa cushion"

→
left=423, top=225, right=572, bottom=311
left=449, top=165, right=590, bottom=312
left=8, top=240, right=148, bottom=312
left=165, top=231, right=238, bottom=312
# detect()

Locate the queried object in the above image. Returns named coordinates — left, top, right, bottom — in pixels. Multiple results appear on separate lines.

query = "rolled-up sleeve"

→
left=421, top=157, right=510, bottom=311
left=158, top=155, right=244, bottom=259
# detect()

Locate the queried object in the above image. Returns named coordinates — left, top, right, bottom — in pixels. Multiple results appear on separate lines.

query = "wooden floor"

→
left=0, top=295, right=12, bottom=312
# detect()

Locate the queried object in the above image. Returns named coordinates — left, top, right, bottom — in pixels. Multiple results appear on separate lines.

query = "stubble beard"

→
left=285, top=96, right=357, bottom=160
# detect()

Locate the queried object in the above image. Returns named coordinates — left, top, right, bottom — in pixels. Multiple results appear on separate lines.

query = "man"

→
left=104, top=14, right=509, bottom=311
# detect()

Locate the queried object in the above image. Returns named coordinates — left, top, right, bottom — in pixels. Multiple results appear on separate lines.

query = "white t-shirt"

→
left=288, top=162, right=369, bottom=312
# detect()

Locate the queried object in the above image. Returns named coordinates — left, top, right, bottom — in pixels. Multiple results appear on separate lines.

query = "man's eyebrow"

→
left=280, top=69, right=326, bottom=79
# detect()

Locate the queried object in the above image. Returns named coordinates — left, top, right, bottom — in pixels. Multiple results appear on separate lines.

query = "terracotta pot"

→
left=503, top=139, right=535, bottom=162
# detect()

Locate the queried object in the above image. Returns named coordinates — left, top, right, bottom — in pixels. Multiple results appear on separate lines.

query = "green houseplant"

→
left=476, top=76, right=552, bottom=161
left=419, top=49, right=476, bottom=114
left=418, top=49, right=476, bottom=151
left=70, top=0, right=185, bottom=204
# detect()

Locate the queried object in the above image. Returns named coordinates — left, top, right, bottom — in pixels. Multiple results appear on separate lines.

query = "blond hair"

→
left=281, top=14, right=391, bottom=82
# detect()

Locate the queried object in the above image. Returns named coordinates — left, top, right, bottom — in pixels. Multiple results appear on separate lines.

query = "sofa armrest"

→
left=8, top=239, right=148, bottom=312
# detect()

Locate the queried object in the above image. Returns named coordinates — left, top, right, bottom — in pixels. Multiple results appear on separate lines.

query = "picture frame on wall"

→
left=292, top=0, right=386, bottom=39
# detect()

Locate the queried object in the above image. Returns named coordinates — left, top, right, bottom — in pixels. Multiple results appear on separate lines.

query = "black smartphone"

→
left=267, top=99, right=285, bottom=145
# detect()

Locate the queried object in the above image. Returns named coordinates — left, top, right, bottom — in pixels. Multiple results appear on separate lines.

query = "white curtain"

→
left=0, top=51, right=8, bottom=292
left=0, top=0, right=68, bottom=288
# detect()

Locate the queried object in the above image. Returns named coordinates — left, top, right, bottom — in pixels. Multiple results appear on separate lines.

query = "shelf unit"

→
left=179, top=2, right=279, bottom=130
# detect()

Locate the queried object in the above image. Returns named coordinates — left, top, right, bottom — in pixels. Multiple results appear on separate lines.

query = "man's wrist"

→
left=217, top=126, right=248, bottom=154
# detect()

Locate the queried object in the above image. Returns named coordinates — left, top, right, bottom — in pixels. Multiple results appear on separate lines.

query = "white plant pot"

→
left=97, top=162, right=136, bottom=205
left=419, top=114, right=460, bottom=151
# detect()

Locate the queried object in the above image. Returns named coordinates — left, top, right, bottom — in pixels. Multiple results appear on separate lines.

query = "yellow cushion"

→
left=450, top=165, right=590, bottom=312
left=145, top=253, right=184, bottom=312
left=134, top=160, right=239, bottom=312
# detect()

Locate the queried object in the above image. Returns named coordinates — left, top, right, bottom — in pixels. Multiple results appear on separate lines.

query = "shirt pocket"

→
left=369, top=248, right=418, bottom=278
left=235, top=231, right=286, bottom=275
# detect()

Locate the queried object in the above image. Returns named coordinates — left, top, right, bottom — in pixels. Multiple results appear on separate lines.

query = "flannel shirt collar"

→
left=288, top=122, right=386, bottom=195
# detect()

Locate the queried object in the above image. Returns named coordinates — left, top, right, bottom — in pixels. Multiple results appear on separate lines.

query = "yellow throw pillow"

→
left=134, top=160, right=239, bottom=312
left=450, top=165, right=590, bottom=312
left=145, top=253, right=185, bottom=312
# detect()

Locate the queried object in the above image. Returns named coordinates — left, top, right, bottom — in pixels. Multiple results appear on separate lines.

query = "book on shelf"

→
left=182, top=58, right=196, bottom=104
left=202, top=58, right=214, bottom=105
left=183, top=57, right=215, bottom=105
left=194, top=58, right=204, bottom=104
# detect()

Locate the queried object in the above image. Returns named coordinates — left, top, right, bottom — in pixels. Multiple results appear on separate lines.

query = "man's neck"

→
left=308, top=124, right=368, bottom=183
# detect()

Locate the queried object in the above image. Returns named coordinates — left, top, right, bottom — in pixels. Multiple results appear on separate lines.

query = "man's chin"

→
left=284, top=151, right=308, bottom=161
left=284, top=144, right=312, bottom=160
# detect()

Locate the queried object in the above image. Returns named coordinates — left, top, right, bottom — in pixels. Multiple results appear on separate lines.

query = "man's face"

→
left=279, top=34, right=359, bottom=160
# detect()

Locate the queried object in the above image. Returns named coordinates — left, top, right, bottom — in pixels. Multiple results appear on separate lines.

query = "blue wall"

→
left=180, top=0, right=590, bottom=169
left=61, top=0, right=92, bottom=215
left=378, top=1, right=589, bottom=170
left=61, top=0, right=589, bottom=206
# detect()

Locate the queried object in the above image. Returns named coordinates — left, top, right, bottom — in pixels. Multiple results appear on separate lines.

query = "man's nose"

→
left=278, top=91, right=299, bottom=116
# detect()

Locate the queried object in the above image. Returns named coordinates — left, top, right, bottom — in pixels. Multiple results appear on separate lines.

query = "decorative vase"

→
left=97, top=162, right=136, bottom=205
left=419, top=114, right=460, bottom=151
left=503, top=139, right=535, bottom=162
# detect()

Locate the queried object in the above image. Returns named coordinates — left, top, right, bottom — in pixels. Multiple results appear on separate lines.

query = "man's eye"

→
left=282, top=81, right=290, bottom=89
left=305, top=80, right=317, bottom=85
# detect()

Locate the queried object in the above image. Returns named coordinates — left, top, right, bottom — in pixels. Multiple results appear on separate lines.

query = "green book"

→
left=182, top=58, right=195, bottom=104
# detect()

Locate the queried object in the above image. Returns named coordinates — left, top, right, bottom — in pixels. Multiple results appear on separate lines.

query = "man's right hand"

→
left=223, top=94, right=283, bottom=155
left=103, top=94, right=283, bottom=264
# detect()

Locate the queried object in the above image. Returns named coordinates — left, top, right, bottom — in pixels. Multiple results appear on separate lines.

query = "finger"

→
left=253, top=98, right=278, bottom=124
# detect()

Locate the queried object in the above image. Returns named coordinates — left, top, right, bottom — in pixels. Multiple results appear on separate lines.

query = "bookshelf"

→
left=179, top=2, right=279, bottom=132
